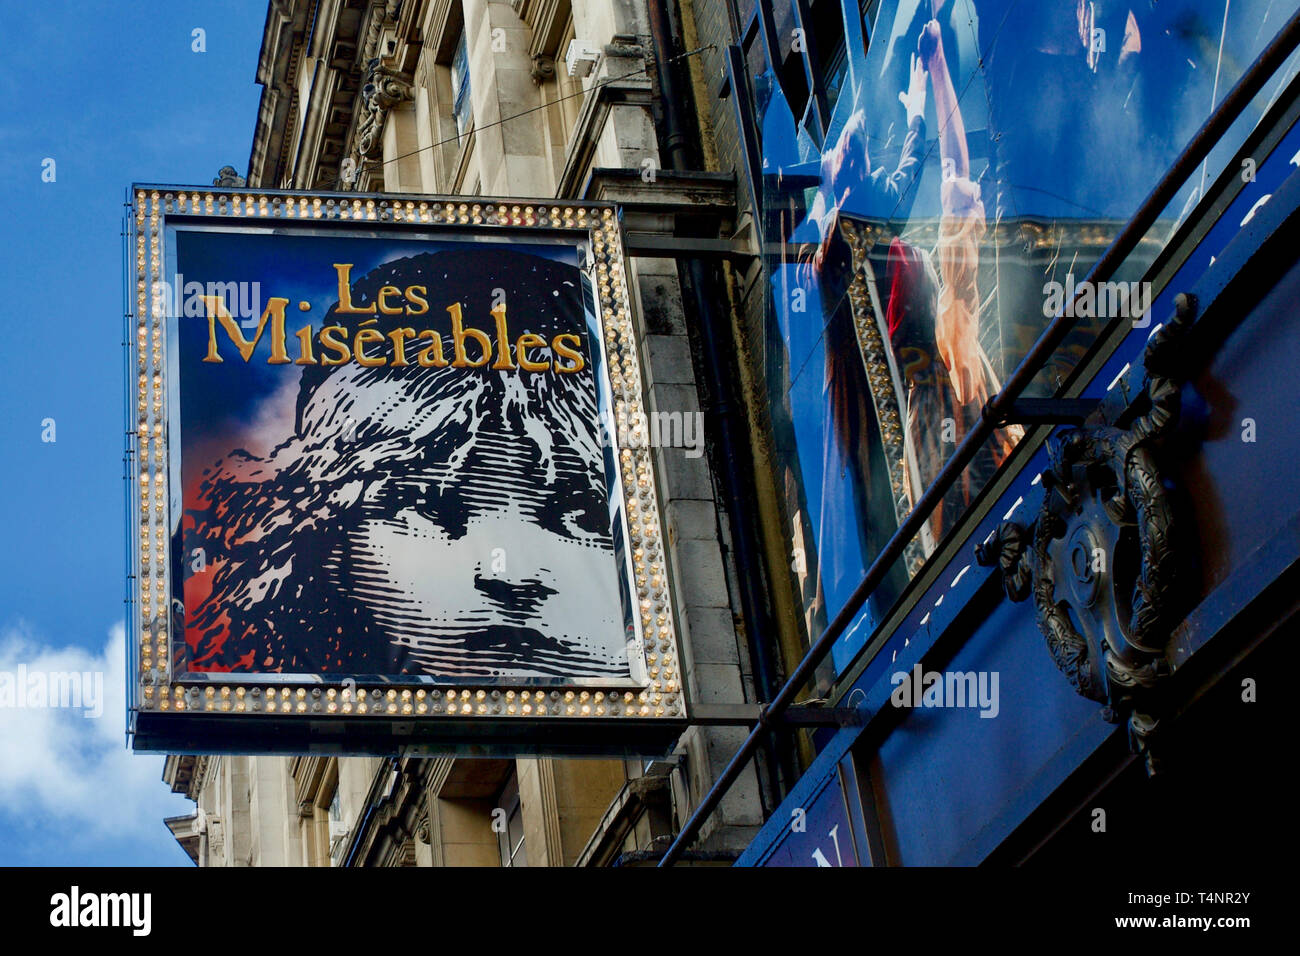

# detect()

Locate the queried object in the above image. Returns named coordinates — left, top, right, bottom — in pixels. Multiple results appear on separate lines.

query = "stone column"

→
left=462, top=0, right=552, bottom=196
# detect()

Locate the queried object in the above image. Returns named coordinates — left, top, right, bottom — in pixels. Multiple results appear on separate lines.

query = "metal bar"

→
left=689, top=704, right=863, bottom=727
left=780, top=706, right=863, bottom=728
left=689, top=703, right=762, bottom=725
left=623, top=233, right=757, bottom=259
left=659, top=6, right=1300, bottom=866
left=997, top=398, right=1100, bottom=425
left=753, top=0, right=784, bottom=94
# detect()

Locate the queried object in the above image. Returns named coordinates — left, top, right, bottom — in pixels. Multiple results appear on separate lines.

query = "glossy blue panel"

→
left=871, top=596, right=1109, bottom=866
left=753, top=769, right=860, bottom=867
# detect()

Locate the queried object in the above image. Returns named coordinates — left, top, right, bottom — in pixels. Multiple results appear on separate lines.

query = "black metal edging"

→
left=789, top=0, right=829, bottom=143
left=996, top=398, right=1100, bottom=426
left=689, top=703, right=863, bottom=728
left=659, top=7, right=1300, bottom=866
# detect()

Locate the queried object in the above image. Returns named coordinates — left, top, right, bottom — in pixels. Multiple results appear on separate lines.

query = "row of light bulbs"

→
left=132, top=189, right=678, bottom=718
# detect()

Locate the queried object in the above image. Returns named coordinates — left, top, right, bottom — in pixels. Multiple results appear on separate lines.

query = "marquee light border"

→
left=127, top=185, right=685, bottom=731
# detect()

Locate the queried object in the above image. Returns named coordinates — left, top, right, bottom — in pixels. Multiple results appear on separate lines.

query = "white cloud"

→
left=0, top=621, right=192, bottom=854
left=242, top=366, right=303, bottom=457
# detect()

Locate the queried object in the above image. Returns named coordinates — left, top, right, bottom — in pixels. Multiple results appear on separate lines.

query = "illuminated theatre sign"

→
left=126, top=186, right=687, bottom=755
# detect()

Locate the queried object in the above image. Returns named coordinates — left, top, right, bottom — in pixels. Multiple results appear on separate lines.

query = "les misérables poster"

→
left=169, top=229, right=633, bottom=683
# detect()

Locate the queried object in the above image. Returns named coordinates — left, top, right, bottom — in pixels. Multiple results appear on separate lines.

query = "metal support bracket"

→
left=992, top=397, right=1100, bottom=427
left=621, top=232, right=758, bottom=261
left=578, top=166, right=759, bottom=262
left=690, top=703, right=862, bottom=728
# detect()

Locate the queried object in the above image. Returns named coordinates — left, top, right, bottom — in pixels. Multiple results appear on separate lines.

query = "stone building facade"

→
left=163, top=0, right=785, bottom=867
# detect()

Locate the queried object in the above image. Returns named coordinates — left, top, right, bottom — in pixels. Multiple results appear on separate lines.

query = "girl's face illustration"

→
left=349, top=485, right=626, bottom=678
left=181, top=245, right=635, bottom=681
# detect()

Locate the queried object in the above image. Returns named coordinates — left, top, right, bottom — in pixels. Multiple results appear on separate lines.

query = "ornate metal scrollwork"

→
left=977, top=294, right=1196, bottom=773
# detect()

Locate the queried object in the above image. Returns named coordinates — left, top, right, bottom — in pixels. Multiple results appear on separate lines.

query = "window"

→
left=809, top=0, right=852, bottom=117
left=495, top=773, right=527, bottom=867
left=327, top=787, right=349, bottom=865
left=450, top=31, right=473, bottom=140
left=748, top=0, right=1286, bottom=677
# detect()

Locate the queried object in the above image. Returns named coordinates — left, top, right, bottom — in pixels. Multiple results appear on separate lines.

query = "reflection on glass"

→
left=452, top=31, right=473, bottom=140
left=753, top=0, right=1299, bottom=672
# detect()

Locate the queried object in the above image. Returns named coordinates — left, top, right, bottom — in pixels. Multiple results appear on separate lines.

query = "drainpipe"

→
left=646, top=0, right=788, bottom=807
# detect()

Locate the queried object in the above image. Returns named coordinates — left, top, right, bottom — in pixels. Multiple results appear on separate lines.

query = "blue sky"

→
left=0, top=0, right=268, bottom=866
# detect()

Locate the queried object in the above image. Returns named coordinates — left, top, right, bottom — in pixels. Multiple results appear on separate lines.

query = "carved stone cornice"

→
left=194, top=754, right=217, bottom=793
left=531, top=53, right=556, bottom=84
left=337, top=0, right=409, bottom=189
left=361, top=0, right=402, bottom=65
left=291, top=754, right=331, bottom=807
left=515, top=0, right=573, bottom=60
left=163, top=753, right=208, bottom=800
left=213, top=165, right=246, bottom=187
left=247, top=0, right=314, bottom=188
left=355, top=58, right=414, bottom=159
left=207, top=817, right=225, bottom=865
